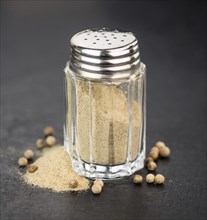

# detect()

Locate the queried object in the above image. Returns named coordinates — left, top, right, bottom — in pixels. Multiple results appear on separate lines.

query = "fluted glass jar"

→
left=64, top=28, right=146, bottom=179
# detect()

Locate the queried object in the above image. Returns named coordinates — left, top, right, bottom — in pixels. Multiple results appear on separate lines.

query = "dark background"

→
left=1, top=1, right=206, bottom=220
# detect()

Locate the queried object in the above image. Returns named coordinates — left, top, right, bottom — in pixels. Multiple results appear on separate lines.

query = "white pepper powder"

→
left=67, top=77, right=142, bottom=165
left=23, top=146, right=89, bottom=192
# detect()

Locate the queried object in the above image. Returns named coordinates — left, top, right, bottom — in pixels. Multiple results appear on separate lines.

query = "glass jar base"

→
left=70, top=151, right=145, bottom=180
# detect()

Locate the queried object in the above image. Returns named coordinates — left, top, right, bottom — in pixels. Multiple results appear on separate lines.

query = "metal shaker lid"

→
left=68, top=28, right=140, bottom=80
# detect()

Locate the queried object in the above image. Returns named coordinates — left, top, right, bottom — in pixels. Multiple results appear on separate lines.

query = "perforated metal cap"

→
left=67, top=28, right=141, bottom=80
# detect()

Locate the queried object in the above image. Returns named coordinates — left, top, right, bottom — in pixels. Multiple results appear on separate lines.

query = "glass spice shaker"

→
left=64, top=28, right=146, bottom=179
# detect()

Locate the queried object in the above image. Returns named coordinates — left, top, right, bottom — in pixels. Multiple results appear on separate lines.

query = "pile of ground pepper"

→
left=23, top=146, right=90, bottom=192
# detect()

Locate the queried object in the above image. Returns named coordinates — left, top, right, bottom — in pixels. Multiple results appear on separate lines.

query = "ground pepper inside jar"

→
left=69, top=80, right=142, bottom=165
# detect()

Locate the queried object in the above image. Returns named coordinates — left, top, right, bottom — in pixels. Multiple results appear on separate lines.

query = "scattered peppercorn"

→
left=133, top=175, right=143, bottom=184
left=151, top=146, right=159, bottom=152
left=69, top=179, right=78, bottom=189
left=28, top=164, right=38, bottom=173
left=147, top=161, right=157, bottom=171
left=91, top=184, right=102, bottom=194
left=149, top=150, right=159, bottom=160
left=43, top=126, right=54, bottom=136
left=45, top=136, right=56, bottom=146
left=18, top=157, right=28, bottom=166
left=146, top=174, right=155, bottom=183
left=94, top=179, right=104, bottom=188
left=145, top=156, right=154, bottom=163
left=159, top=146, right=171, bottom=157
left=24, top=149, right=34, bottom=159
left=155, top=141, right=166, bottom=149
left=155, top=174, right=165, bottom=184
left=36, top=139, right=46, bottom=149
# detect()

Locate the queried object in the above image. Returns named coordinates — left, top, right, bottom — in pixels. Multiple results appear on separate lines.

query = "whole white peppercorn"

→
left=18, top=157, right=28, bottom=166
left=149, top=150, right=159, bottom=160
left=146, top=174, right=155, bottom=183
left=159, top=146, right=171, bottom=157
left=147, top=161, right=157, bottom=171
left=43, top=126, right=54, bottom=136
left=45, top=136, right=56, bottom=146
left=133, top=175, right=143, bottom=184
left=151, top=146, right=159, bottom=152
left=36, top=139, right=46, bottom=149
left=69, top=179, right=78, bottom=188
left=155, top=174, right=165, bottom=184
left=94, top=179, right=104, bottom=188
left=145, top=156, right=154, bottom=163
left=24, top=149, right=34, bottom=159
left=155, top=141, right=166, bottom=149
left=91, top=184, right=102, bottom=194
left=28, top=164, right=38, bottom=173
